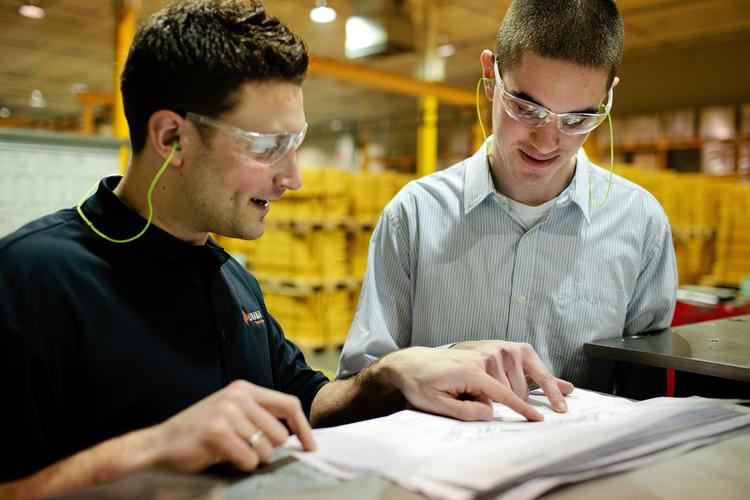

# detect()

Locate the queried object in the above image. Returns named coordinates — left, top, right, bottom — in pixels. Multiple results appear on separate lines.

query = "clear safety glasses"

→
left=493, top=62, right=613, bottom=136
left=186, top=112, right=308, bottom=167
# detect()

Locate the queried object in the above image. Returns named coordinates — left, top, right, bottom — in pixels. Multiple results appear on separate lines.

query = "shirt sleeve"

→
left=624, top=205, right=678, bottom=334
left=337, top=197, right=415, bottom=378
left=267, top=314, right=329, bottom=418
left=0, top=241, right=67, bottom=481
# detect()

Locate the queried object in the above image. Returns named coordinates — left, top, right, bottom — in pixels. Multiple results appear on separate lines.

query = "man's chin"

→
left=224, top=223, right=264, bottom=242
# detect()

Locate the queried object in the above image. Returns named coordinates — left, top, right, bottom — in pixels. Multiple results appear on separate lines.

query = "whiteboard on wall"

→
left=0, top=129, right=125, bottom=237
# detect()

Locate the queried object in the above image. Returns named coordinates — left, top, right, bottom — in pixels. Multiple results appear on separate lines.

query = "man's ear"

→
left=147, top=110, right=187, bottom=167
left=480, top=49, right=496, bottom=101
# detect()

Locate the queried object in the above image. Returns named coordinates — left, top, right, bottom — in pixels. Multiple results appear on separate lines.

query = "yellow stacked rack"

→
left=262, top=285, right=353, bottom=352
left=616, top=167, right=720, bottom=285
left=350, top=171, right=412, bottom=222
left=251, top=229, right=349, bottom=280
left=712, top=183, right=750, bottom=286
left=270, top=168, right=350, bottom=220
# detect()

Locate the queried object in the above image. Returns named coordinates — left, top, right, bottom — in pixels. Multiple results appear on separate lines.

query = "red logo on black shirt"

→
left=242, top=308, right=265, bottom=326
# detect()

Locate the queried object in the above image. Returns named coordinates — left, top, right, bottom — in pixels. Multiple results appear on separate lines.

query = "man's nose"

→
left=274, top=150, right=302, bottom=191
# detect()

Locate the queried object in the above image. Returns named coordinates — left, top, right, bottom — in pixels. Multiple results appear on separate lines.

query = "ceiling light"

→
left=29, top=89, right=46, bottom=108
left=329, top=119, right=343, bottom=132
left=437, top=43, right=456, bottom=58
left=310, top=0, right=336, bottom=24
left=19, top=3, right=45, bottom=19
left=70, top=82, right=90, bottom=94
left=345, top=16, right=387, bottom=59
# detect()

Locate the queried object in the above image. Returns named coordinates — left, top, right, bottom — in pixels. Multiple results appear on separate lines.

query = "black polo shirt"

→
left=0, top=176, right=328, bottom=482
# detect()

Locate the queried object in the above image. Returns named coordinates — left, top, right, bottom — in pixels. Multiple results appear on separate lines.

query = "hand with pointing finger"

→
left=451, top=340, right=574, bottom=412
left=377, top=346, right=545, bottom=422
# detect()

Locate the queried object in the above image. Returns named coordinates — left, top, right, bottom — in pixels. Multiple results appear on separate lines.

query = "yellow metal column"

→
left=416, top=0, right=440, bottom=177
left=417, top=95, right=438, bottom=177
left=76, top=92, right=114, bottom=135
left=114, top=1, right=136, bottom=173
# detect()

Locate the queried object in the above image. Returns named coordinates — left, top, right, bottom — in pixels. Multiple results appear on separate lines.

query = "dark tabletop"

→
left=584, top=315, right=750, bottom=382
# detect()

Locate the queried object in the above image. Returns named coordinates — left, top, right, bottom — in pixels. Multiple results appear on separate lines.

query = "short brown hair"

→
left=495, top=0, right=624, bottom=86
left=121, top=0, right=308, bottom=153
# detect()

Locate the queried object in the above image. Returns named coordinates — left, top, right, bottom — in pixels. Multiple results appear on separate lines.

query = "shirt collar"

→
left=80, top=175, right=230, bottom=266
left=464, top=137, right=496, bottom=214
left=463, top=138, right=592, bottom=223
left=562, top=148, right=592, bottom=224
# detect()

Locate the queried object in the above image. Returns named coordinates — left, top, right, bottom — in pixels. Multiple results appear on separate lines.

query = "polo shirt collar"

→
left=80, top=175, right=230, bottom=265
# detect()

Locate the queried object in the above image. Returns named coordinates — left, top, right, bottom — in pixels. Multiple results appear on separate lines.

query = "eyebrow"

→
left=509, top=89, right=600, bottom=115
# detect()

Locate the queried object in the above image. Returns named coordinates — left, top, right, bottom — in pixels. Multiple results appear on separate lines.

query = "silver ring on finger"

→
left=248, top=429, right=264, bottom=449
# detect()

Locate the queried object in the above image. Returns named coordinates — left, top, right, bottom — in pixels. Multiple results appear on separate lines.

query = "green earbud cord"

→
left=76, top=141, right=180, bottom=243
left=474, top=77, right=615, bottom=208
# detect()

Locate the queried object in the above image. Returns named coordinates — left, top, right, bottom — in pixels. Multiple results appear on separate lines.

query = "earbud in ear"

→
left=172, top=140, right=181, bottom=151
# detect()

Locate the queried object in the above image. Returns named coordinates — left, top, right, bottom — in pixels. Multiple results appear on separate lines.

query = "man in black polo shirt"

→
left=0, top=1, right=551, bottom=498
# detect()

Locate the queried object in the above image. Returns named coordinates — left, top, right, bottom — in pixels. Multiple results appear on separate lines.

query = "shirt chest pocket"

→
left=558, top=281, right=628, bottom=342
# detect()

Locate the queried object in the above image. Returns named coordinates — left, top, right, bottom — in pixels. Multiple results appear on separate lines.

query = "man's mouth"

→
left=251, top=198, right=269, bottom=208
left=519, top=149, right=558, bottom=165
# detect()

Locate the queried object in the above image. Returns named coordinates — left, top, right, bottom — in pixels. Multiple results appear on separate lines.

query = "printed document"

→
left=286, top=388, right=750, bottom=499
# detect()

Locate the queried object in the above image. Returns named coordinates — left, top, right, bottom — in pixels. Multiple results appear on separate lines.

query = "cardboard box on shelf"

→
left=622, top=114, right=661, bottom=144
left=615, top=116, right=634, bottom=145
left=701, top=140, right=735, bottom=175
left=662, top=108, right=696, bottom=141
left=699, top=105, right=736, bottom=140
left=739, top=141, right=750, bottom=176
left=741, top=103, right=750, bottom=135
left=630, top=151, right=660, bottom=169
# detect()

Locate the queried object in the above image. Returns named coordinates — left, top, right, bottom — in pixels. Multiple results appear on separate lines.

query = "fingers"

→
left=487, top=356, right=513, bottom=392
left=204, top=420, right=262, bottom=472
left=221, top=403, right=272, bottom=464
left=505, top=356, right=529, bottom=401
left=531, top=374, right=567, bottom=412
left=517, top=348, right=570, bottom=412
left=245, top=427, right=274, bottom=464
left=557, top=378, right=575, bottom=395
left=252, top=386, right=316, bottom=452
left=505, top=344, right=576, bottom=413
left=472, top=372, right=544, bottom=422
left=429, top=394, right=494, bottom=422
left=241, top=398, right=290, bottom=446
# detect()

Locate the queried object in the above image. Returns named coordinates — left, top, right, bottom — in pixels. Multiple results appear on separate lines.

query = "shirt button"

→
left=517, top=295, right=526, bottom=304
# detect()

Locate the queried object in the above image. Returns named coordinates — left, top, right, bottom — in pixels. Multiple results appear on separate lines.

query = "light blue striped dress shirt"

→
left=338, top=138, right=678, bottom=387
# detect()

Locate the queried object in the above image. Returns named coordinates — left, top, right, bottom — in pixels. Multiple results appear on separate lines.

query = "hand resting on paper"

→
left=451, top=340, right=574, bottom=412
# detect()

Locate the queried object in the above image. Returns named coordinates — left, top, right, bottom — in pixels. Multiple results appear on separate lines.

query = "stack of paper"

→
left=287, top=389, right=750, bottom=499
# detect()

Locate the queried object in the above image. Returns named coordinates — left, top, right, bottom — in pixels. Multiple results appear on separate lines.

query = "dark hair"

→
left=121, top=0, right=308, bottom=153
left=495, top=0, right=624, bottom=87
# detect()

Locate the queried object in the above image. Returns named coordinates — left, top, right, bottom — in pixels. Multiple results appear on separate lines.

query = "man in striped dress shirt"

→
left=339, top=0, right=677, bottom=398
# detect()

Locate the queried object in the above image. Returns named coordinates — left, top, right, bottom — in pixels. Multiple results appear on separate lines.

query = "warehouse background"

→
left=1, top=0, right=749, bottom=373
